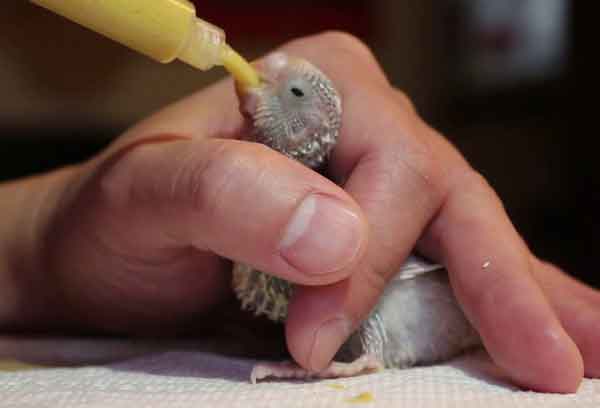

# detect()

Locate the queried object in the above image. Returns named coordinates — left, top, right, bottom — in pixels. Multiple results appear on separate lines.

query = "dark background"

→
left=1, top=1, right=594, bottom=287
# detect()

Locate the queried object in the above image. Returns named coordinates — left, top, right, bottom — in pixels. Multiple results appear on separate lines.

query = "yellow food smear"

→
left=327, top=383, right=347, bottom=390
left=221, top=45, right=260, bottom=89
left=345, top=392, right=375, bottom=404
left=0, top=359, right=44, bottom=372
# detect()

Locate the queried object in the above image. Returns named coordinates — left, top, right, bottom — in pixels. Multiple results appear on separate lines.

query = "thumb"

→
left=98, top=136, right=369, bottom=286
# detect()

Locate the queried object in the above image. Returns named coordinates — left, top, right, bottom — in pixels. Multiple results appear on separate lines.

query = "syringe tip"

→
left=221, top=45, right=261, bottom=89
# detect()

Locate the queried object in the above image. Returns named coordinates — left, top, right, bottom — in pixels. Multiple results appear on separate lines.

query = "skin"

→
left=0, top=32, right=597, bottom=393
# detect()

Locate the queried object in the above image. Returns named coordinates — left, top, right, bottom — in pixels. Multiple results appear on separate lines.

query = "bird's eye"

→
left=290, top=87, right=305, bottom=98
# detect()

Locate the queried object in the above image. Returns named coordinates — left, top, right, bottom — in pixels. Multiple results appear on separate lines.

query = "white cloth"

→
left=1, top=336, right=599, bottom=407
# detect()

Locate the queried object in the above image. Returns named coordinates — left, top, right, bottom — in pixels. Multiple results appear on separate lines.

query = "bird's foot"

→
left=250, top=354, right=383, bottom=383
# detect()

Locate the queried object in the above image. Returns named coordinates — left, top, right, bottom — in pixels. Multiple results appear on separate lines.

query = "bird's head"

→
left=237, top=53, right=342, bottom=169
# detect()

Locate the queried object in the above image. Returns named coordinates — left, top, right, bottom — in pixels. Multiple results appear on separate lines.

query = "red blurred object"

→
left=190, top=1, right=374, bottom=43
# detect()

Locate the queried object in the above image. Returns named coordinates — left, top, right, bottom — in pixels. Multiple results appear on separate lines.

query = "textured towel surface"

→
left=1, top=336, right=599, bottom=407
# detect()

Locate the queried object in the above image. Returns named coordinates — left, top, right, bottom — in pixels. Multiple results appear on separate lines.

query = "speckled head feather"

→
left=233, top=53, right=342, bottom=321
left=238, top=53, right=342, bottom=170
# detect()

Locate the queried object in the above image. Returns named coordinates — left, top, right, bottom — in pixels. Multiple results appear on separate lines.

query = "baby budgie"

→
left=232, top=53, right=481, bottom=383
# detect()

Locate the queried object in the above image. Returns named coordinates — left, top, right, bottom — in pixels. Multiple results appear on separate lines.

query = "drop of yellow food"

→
left=345, top=392, right=375, bottom=404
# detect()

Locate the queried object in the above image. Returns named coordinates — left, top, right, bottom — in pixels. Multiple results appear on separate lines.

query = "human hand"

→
left=2, top=32, right=597, bottom=393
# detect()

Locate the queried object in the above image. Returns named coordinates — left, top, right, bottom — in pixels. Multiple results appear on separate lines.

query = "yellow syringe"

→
left=30, top=0, right=260, bottom=89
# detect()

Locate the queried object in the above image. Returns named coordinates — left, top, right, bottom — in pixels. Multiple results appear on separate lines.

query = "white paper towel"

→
left=1, top=336, right=599, bottom=408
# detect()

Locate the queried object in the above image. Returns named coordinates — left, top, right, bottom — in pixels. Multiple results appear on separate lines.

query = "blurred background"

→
left=1, top=1, right=593, bottom=286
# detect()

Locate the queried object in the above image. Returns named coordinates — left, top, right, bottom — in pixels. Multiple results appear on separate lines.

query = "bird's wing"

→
left=391, top=254, right=445, bottom=282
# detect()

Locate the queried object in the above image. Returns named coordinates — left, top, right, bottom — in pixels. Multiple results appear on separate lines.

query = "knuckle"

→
left=171, top=140, right=262, bottom=217
left=284, top=30, right=388, bottom=86
left=393, top=88, right=417, bottom=114
left=442, top=168, right=512, bottom=227
left=318, top=31, right=372, bottom=57
left=97, top=142, right=158, bottom=210
left=460, top=169, right=492, bottom=191
left=315, top=31, right=380, bottom=69
left=460, top=168, right=492, bottom=191
left=452, top=168, right=504, bottom=209
left=376, top=138, right=446, bottom=206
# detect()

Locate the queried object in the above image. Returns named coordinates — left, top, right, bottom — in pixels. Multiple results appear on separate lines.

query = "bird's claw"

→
left=250, top=354, right=384, bottom=383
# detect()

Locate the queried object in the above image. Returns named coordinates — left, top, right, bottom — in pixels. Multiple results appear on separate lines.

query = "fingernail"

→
left=279, top=194, right=364, bottom=275
left=309, top=317, right=352, bottom=372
